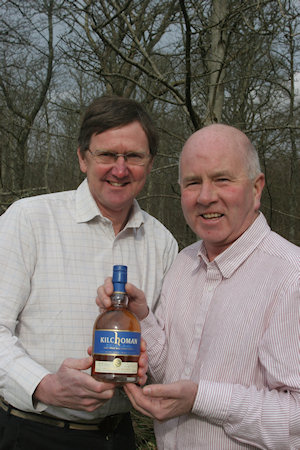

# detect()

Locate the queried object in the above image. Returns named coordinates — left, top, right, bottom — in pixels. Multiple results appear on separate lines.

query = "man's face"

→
left=77, top=121, right=153, bottom=220
left=179, top=127, right=265, bottom=261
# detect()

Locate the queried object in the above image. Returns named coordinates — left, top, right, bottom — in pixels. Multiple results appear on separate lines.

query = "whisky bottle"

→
left=91, top=265, right=141, bottom=383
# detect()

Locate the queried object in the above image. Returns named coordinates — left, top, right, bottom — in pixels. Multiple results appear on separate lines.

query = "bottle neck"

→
left=111, top=291, right=128, bottom=308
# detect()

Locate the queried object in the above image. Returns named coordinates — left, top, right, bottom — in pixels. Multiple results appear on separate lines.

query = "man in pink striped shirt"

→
left=100, top=124, right=300, bottom=449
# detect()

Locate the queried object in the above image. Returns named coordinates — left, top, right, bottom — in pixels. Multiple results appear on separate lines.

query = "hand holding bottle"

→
left=124, top=380, right=198, bottom=421
left=33, top=356, right=116, bottom=411
left=96, top=278, right=149, bottom=321
left=136, top=338, right=148, bottom=386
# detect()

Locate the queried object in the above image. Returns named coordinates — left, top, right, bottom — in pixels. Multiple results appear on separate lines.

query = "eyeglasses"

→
left=87, top=149, right=151, bottom=166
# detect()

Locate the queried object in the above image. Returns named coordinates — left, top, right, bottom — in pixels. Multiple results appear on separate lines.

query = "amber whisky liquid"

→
left=92, top=266, right=141, bottom=383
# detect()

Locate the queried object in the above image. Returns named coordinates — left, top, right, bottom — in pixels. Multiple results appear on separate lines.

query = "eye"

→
left=126, top=152, right=144, bottom=160
left=184, top=180, right=201, bottom=188
left=96, top=151, right=114, bottom=157
left=216, top=177, right=229, bottom=183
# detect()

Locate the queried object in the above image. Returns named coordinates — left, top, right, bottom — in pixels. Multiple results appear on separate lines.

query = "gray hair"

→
left=244, top=140, right=262, bottom=180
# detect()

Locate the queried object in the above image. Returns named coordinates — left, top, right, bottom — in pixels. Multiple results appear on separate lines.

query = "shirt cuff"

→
left=5, top=359, right=50, bottom=412
left=192, top=380, right=233, bottom=425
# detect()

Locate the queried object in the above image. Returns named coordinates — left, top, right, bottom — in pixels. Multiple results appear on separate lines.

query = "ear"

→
left=77, top=148, right=87, bottom=174
left=253, top=173, right=265, bottom=211
left=146, top=156, right=154, bottom=174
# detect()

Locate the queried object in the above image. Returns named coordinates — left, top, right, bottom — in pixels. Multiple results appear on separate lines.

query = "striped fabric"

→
left=0, top=178, right=178, bottom=421
left=142, top=213, right=300, bottom=449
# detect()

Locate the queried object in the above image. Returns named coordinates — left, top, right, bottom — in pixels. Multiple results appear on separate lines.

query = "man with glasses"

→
left=0, top=96, right=178, bottom=449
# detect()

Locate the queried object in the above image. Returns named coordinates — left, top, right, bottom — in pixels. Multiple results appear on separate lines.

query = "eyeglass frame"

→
left=87, top=149, right=152, bottom=166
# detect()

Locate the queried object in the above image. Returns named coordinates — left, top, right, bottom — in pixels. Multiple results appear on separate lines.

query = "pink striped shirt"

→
left=142, top=213, right=300, bottom=449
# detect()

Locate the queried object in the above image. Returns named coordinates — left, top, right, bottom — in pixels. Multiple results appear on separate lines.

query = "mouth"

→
left=201, top=213, right=223, bottom=219
left=107, top=180, right=129, bottom=187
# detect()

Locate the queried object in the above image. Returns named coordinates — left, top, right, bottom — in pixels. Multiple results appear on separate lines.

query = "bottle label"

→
left=93, top=330, right=141, bottom=356
left=95, top=359, right=138, bottom=374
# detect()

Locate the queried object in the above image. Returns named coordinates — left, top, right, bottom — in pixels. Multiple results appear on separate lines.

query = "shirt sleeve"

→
left=192, top=279, right=300, bottom=450
left=141, top=307, right=169, bottom=384
left=0, top=203, right=50, bottom=411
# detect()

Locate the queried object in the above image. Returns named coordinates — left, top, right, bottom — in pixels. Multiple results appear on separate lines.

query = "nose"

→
left=196, top=181, right=217, bottom=205
left=111, top=155, right=129, bottom=177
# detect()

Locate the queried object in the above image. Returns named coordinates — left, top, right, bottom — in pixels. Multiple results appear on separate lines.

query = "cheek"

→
left=226, top=188, right=255, bottom=219
left=92, top=165, right=110, bottom=178
left=181, top=191, right=196, bottom=212
left=132, top=167, right=149, bottom=182
left=223, top=186, right=247, bottom=207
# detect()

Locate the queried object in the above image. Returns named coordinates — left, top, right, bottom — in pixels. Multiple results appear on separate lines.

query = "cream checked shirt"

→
left=0, top=178, right=178, bottom=422
left=142, top=213, right=300, bottom=450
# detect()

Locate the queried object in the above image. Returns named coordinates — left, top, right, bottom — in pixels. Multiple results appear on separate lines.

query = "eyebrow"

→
left=92, top=149, right=148, bottom=154
left=182, top=175, right=201, bottom=183
left=212, top=170, right=233, bottom=178
left=182, top=170, right=234, bottom=183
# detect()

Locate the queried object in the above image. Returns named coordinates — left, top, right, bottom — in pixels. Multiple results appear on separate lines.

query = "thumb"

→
left=65, top=356, right=93, bottom=371
left=125, top=282, right=143, bottom=299
left=142, top=383, right=173, bottom=398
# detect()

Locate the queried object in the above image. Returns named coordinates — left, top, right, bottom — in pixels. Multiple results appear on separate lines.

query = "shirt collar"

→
left=75, top=178, right=144, bottom=229
left=198, top=212, right=270, bottom=278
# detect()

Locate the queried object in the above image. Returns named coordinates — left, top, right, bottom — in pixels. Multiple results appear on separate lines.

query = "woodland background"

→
left=1, top=1, right=299, bottom=448
left=0, top=0, right=299, bottom=249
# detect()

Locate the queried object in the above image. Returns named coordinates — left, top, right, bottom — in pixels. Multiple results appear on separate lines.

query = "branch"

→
left=179, top=0, right=201, bottom=129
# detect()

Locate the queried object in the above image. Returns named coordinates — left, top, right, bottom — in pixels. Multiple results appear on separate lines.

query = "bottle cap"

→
left=112, top=265, right=127, bottom=293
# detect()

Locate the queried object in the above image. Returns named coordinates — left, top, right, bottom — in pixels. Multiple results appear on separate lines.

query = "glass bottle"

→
left=91, top=265, right=141, bottom=383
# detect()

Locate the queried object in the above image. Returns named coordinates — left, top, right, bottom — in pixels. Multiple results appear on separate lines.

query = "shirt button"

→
left=207, top=286, right=214, bottom=292
left=195, top=326, right=201, bottom=337
left=185, top=367, right=191, bottom=376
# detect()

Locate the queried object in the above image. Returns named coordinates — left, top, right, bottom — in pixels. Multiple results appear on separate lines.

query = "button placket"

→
left=182, top=263, right=222, bottom=381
